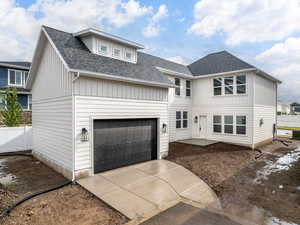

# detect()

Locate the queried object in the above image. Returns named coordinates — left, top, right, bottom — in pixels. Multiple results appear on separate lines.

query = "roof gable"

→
left=188, top=51, right=254, bottom=76
left=42, top=26, right=173, bottom=87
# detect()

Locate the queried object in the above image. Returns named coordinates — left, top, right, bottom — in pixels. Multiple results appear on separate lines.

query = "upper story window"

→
left=125, top=52, right=132, bottom=60
left=100, top=45, right=108, bottom=54
left=8, top=70, right=28, bottom=87
left=113, top=48, right=121, bottom=57
left=175, top=78, right=180, bottom=96
left=213, top=75, right=246, bottom=96
left=236, top=75, right=246, bottom=94
left=186, top=80, right=191, bottom=97
left=213, top=78, right=222, bottom=96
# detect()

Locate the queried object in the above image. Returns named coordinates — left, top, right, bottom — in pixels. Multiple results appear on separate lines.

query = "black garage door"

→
left=93, top=118, right=157, bottom=173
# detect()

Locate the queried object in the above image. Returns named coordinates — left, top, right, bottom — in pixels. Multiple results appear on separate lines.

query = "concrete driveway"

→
left=78, top=160, right=220, bottom=220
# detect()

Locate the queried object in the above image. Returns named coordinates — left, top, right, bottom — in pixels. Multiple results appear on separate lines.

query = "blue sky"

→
left=3, top=0, right=300, bottom=103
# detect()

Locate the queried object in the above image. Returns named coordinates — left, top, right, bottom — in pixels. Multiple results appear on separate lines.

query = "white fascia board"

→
left=156, top=67, right=193, bottom=79
left=71, top=69, right=175, bottom=88
left=73, top=28, right=144, bottom=49
left=0, top=90, right=31, bottom=94
left=192, top=68, right=256, bottom=79
left=0, top=63, right=29, bottom=70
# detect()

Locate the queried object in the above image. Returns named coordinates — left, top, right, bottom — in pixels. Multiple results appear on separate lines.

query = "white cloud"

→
left=143, top=4, right=168, bottom=38
left=178, top=17, right=185, bottom=23
left=256, top=37, right=300, bottom=103
left=165, top=56, right=188, bottom=65
left=0, top=0, right=152, bottom=60
left=188, top=0, right=300, bottom=45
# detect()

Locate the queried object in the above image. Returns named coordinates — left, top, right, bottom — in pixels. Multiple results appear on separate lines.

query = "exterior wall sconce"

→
left=194, top=116, right=198, bottom=123
left=162, top=123, right=167, bottom=133
left=81, top=128, right=89, bottom=142
left=259, top=118, right=264, bottom=127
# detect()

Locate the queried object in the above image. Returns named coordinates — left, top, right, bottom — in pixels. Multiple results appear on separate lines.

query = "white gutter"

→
left=192, top=68, right=256, bottom=79
left=70, top=69, right=175, bottom=88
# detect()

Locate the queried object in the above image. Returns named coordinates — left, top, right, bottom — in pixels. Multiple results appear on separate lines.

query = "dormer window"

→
left=125, top=52, right=132, bottom=60
left=113, top=48, right=121, bottom=57
left=100, top=45, right=108, bottom=54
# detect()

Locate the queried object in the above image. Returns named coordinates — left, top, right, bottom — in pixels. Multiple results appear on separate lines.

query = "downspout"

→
left=71, top=71, right=80, bottom=181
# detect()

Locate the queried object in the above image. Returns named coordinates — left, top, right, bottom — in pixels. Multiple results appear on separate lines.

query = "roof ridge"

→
left=139, top=52, right=188, bottom=67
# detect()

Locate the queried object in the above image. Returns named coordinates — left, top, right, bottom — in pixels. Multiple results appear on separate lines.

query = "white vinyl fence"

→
left=0, top=126, right=32, bottom=153
left=277, top=115, right=300, bottom=128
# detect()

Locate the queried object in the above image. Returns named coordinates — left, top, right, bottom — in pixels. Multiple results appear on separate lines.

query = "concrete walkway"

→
left=78, top=160, right=220, bottom=220
left=176, top=139, right=218, bottom=147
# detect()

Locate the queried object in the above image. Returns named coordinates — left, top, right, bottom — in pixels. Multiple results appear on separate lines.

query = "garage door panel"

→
left=94, top=119, right=157, bottom=173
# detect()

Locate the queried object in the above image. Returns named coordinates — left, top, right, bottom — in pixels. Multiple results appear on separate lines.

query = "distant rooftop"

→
left=0, top=61, right=31, bottom=69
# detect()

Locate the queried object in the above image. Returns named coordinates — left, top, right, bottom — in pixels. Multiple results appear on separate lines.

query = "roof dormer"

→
left=73, top=28, right=144, bottom=64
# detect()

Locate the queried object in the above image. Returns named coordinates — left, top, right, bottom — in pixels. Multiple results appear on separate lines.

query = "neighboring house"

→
left=277, top=102, right=291, bottom=115
left=0, top=61, right=32, bottom=125
left=27, top=26, right=281, bottom=180
left=290, top=102, right=300, bottom=115
left=0, top=61, right=32, bottom=110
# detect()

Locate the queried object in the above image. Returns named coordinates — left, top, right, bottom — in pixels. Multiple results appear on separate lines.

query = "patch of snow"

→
left=277, top=129, right=292, bottom=137
left=0, top=158, right=17, bottom=186
left=266, top=217, right=298, bottom=225
left=254, top=147, right=300, bottom=184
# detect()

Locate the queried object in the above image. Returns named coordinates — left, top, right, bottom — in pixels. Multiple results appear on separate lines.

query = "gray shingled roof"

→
left=0, top=61, right=31, bottom=69
left=188, top=51, right=254, bottom=76
left=43, top=26, right=174, bottom=86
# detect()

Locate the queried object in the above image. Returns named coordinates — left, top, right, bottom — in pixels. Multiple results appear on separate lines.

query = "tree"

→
left=0, top=87, right=22, bottom=127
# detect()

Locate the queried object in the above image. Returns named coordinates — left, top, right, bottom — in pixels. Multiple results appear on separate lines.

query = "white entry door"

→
left=199, top=115, right=207, bottom=139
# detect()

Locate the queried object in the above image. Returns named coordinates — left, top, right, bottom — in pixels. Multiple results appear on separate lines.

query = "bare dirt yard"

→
left=166, top=140, right=300, bottom=225
left=0, top=155, right=128, bottom=225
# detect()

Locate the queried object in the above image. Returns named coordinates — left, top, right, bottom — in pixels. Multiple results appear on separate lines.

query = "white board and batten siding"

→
left=31, top=37, right=74, bottom=177
left=168, top=76, right=192, bottom=142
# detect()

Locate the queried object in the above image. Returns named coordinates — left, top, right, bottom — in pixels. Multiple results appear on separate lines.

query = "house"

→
left=277, top=102, right=291, bottom=115
left=0, top=61, right=32, bottom=125
left=290, top=102, right=300, bottom=115
left=26, top=26, right=281, bottom=180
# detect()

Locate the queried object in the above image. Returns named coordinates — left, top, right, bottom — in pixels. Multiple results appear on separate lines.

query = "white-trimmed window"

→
left=213, top=115, right=247, bottom=135
left=176, top=111, right=181, bottom=128
left=213, top=77, right=222, bottom=96
left=125, top=52, right=132, bottom=60
left=176, top=111, right=188, bottom=129
left=224, top=76, right=234, bottom=95
left=183, top=111, right=188, bottom=128
left=186, top=80, right=191, bottom=97
left=236, top=75, right=246, bottom=94
left=236, top=115, right=246, bottom=135
left=175, top=78, right=180, bottom=96
left=224, top=115, right=233, bottom=134
left=113, top=48, right=121, bottom=57
left=213, top=115, right=222, bottom=133
left=213, top=75, right=246, bottom=96
left=8, top=70, right=27, bottom=87
left=100, top=45, right=108, bottom=54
